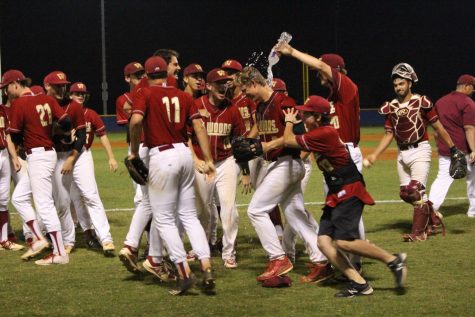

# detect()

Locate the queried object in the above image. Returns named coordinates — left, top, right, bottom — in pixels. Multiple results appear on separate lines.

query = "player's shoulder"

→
left=85, top=107, right=99, bottom=117
left=411, top=94, right=432, bottom=108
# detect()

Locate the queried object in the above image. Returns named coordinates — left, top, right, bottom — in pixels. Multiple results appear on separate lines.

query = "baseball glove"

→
left=231, top=136, right=263, bottom=163
left=449, top=147, right=467, bottom=179
left=124, top=157, right=149, bottom=185
left=261, top=275, right=292, bottom=288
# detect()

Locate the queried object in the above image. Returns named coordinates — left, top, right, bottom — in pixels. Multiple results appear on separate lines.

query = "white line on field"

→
left=102, top=196, right=468, bottom=212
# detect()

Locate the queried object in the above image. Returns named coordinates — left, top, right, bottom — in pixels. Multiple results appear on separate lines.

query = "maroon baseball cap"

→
left=0, top=69, right=26, bottom=88
left=207, top=68, right=232, bottom=83
left=44, top=71, right=70, bottom=85
left=70, top=82, right=88, bottom=93
left=457, top=74, right=475, bottom=86
left=295, top=95, right=330, bottom=114
left=124, top=62, right=144, bottom=76
left=272, top=78, right=287, bottom=92
left=184, top=64, right=205, bottom=76
left=145, top=56, right=167, bottom=74
left=221, top=59, right=243, bottom=72
left=320, top=54, right=345, bottom=70
left=30, top=85, right=45, bottom=95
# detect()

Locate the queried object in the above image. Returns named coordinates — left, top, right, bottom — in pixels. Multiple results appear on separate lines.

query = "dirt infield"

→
left=94, top=135, right=436, bottom=161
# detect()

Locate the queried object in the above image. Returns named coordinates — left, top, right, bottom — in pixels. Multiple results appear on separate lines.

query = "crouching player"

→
left=282, top=95, right=407, bottom=297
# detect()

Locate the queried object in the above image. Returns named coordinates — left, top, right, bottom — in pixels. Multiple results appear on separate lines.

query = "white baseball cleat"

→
left=34, top=253, right=69, bottom=265
left=21, top=239, right=50, bottom=260
left=224, top=258, right=238, bottom=269
left=0, top=240, right=25, bottom=251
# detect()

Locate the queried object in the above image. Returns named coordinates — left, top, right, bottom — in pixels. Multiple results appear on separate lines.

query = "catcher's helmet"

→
left=391, top=63, right=418, bottom=83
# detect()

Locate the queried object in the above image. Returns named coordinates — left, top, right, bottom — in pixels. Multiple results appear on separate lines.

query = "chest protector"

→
left=379, top=95, right=432, bottom=144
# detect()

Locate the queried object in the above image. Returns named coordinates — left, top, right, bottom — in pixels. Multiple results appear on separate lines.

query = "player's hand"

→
left=61, top=156, right=75, bottom=174
left=469, top=152, right=475, bottom=164
left=203, top=161, right=216, bottom=183
left=240, top=175, right=252, bottom=194
left=283, top=108, right=298, bottom=124
left=274, top=42, right=293, bottom=56
left=363, top=154, right=376, bottom=168
left=127, top=153, right=137, bottom=161
left=194, top=159, right=207, bottom=173
left=109, top=158, right=118, bottom=172
left=12, top=157, right=21, bottom=173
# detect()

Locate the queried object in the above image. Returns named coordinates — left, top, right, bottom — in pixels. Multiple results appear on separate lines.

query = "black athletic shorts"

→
left=318, top=196, right=363, bottom=241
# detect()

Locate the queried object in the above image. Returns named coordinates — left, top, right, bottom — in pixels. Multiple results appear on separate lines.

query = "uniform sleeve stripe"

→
left=132, top=110, right=144, bottom=116
left=116, top=119, right=128, bottom=124
left=76, top=124, right=86, bottom=130
left=58, top=114, right=68, bottom=121
left=7, top=127, right=21, bottom=133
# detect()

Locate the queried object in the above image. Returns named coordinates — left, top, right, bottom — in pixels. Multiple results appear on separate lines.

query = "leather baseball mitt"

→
left=261, top=275, right=292, bottom=288
left=231, top=136, right=263, bottom=163
left=449, top=147, right=467, bottom=179
left=124, top=157, right=149, bottom=185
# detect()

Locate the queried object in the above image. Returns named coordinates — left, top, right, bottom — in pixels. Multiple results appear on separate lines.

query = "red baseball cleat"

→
left=257, top=256, right=293, bottom=282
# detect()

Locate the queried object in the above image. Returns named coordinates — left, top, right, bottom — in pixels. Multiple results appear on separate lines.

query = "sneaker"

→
left=335, top=280, right=373, bottom=298
left=256, top=256, right=293, bottom=282
left=201, top=267, right=215, bottom=291
left=224, top=258, right=238, bottom=269
left=0, top=240, right=24, bottom=251
left=467, top=213, right=475, bottom=218
left=64, top=245, right=74, bottom=254
left=21, top=239, right=50, bottom=261
left=119, top=247, right=140, bottom=274
left=387, top=253, right=407, bottom=289
left=102, top=242, right=115, bottom=257
left=300, top=262, right=335, bottom=283
left=86, top=238, right=102, bottom=249
left=169, top=274, right=196, bottom=296
left=142, top=257, right=177, bottom=282
left=34, top=253, right=69, bottom=265
left=186, top=250, right=198, bottom=262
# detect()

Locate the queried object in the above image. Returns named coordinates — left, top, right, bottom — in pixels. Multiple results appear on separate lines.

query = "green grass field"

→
left=1, top=127, right=474, bottom=317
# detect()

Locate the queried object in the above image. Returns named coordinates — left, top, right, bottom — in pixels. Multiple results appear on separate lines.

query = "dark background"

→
left=1, top=0, right=474, bottom=114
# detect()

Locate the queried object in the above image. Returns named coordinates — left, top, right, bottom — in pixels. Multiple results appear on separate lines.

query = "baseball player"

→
left=2, top=89, right=48, bottom=257
left=190, top=68, right=247, bottom=268
left=429, top=74, right=475, bottom=218
left=68, top=82, right=118, bottom=252
left=0, top=89, right=23, bottom=251
left=365, top=63, right=457, bottom=241
left=116, top=61, right=145, bottom=207
left=129, top=56, right=216, bottom=295
left=30, top=85, right=46, bottom=95
left=4, top=69, right=72, bottom=265
left=183, top=63, right=206, bottom=99
left=44, top=71, right=87, bottom=254
left=275, top=43, right=366, bottom=271
left=282, top=96, right=407, bottom=297
left=236, top=66, right=328, bottom=282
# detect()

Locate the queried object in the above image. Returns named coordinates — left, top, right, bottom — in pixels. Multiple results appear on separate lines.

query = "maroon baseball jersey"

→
left=327, top=69, right=360, bottom=145
left=255, top=91, right=300, bottom=161
left=0, top=106, right=9, bottom=148
left=435, top=91, right=475, bottom=156
left=83, top=107, right=106, bottom=149
left=8, top=93, right=68, bottom=149
left=116, top=92, right=132, bottom=126
left=380, top=94, right=438, bottom=145
left=296, top=125, right=374, bottom=207
left=132, top=84, right=200, bottom=147
left=192, top=96, right=247, bottom=162
left=232, top=93, right=256, bottom=133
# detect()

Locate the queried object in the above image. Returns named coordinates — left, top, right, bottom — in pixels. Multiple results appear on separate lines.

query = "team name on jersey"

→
left=258, top=120, right=278, bottom=134
left=206, top=122, right=232, bottom=136
left=85, top=121, right=92, bottom=133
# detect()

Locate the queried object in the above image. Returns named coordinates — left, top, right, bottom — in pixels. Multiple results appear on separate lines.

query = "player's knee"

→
left=399, top=180, right=424, bottom=205
left=334, top=239, right=352, bottom=251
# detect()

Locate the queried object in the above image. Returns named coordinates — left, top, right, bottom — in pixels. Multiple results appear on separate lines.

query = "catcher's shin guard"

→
left=402, top=203, right=430, bottom=242
left=426, top=201, right=446, bottom=237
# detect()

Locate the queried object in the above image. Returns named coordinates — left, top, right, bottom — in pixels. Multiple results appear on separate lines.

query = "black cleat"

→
left=335, top=280, right=373, bottom=298
left=202, top=268, right=215, bottom=291
left=388, top=253, right=407, bottom=290
left=168, top=274, right=196, bottom=296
